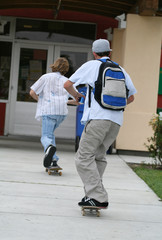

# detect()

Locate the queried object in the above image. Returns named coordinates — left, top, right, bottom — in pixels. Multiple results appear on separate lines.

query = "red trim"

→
left=0, top=103, right=6, bottom=136
left=160, top=49, right=162, bottom=68
left=157, top=95, right=162, bottom=108
left=0, top=9, right=118, bottom=39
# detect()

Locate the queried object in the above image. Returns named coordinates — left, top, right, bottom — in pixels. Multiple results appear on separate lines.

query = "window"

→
left=17, top=48, right=47, bottom=102
left=16, top=18, right=96, bottom=44
left=60, top=51, right=87, bottom=78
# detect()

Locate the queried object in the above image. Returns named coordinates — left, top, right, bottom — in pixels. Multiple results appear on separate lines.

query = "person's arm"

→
left=29, top=89, right=38, bottom=101
left=64, top=80, right=85, bottom=102
left=127, top=95, right=134, bottom=105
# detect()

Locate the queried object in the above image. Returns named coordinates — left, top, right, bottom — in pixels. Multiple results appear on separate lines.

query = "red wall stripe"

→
left=157, top=95, right=162, bottom=108
left=0, top=103, right=6, bottom=135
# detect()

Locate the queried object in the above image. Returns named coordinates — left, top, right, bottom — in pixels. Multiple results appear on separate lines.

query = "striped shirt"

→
left=31, top=72, right=69, bottom=120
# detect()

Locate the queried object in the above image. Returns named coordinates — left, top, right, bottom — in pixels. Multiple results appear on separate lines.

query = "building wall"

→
left=111, top=28, right=125, bottom=66
left=112, top=14, right=162, bottom=151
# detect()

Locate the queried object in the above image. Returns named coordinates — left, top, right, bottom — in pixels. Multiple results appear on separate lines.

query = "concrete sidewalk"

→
left=0, top=137, right=162, bottom=240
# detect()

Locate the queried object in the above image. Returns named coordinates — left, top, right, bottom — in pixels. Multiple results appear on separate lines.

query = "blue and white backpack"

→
left=89, top=59, right=128, bottom=111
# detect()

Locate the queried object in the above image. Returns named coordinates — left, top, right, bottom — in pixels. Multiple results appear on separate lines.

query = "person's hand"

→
left=74, top=92, right=85, bottom=103
left=67, top=99, right=80, bottom=106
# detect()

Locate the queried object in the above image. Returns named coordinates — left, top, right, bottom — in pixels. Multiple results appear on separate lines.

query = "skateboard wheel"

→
left=45, top=168, right=48, bottom=172
left=96, top=211, right=100, bottom=217
left=81, top=210, right=85, bottom=216
left=81, top=207, right=101, bottom=217
left=48, top=171, right=51, bottom=175
left=59, top=172, right=62, bottom=176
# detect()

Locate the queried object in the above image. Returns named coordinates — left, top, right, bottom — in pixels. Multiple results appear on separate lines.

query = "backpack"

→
left=89, top=59, right=128, bottom=111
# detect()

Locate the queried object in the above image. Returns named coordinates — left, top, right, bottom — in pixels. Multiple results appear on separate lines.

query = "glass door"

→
left=53, top=45, right=92, bottom=139
left=60, top=50, right=90, bottom=77
left=9, top=43, right=50, bottom=136
left=9, top=43, right=91, bottom=138
left=17, top=48, right=47, bottom=102
left=54, top=45, right=92, bottom=77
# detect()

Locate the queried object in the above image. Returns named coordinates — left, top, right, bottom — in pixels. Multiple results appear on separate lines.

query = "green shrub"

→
left=145, top=114, right=162, bottom=166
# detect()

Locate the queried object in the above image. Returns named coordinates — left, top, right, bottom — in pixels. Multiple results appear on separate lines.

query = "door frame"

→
left=8, top=42, right=52, bottom=134
left=7, top=41, right=92, bottom=136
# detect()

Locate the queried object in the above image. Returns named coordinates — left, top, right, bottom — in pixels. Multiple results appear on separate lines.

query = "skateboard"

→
left=45, top=167, right=62, bottom=176
left=81, top=206, right=101, bottom=217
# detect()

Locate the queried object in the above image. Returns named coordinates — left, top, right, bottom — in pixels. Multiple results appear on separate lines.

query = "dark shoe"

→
left=50, top=160, right=62, bottom=170
left=43, top=145, right=56, bottom=167
left=81, top=196, right=88, bottom=202
left=78, top=197, right=108, bottom=208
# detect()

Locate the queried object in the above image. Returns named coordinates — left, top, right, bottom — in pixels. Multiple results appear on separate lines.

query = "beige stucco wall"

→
left=111, top=28, right=125, bottom=66
left=111, top=14, right=162, bottom=151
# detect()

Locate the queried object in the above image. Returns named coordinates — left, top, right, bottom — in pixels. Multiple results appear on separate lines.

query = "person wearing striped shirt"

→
left=30, top=57, right=78, bottom=169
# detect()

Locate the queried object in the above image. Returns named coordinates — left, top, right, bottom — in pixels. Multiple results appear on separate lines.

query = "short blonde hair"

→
left=50, top=57, right=69, bottom=75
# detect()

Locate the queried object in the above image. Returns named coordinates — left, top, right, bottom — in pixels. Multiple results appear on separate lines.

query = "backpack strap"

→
left=88, top=59, right=110, bottom=108
left=98, top=58, right=119, bottom=66
left=88, top=85, right=92, bottom=108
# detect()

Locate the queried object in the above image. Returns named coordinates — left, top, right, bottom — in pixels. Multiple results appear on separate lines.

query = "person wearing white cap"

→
left=64, top=39, right=137, bottom=209
left=92, top=38, right=112, bottom=53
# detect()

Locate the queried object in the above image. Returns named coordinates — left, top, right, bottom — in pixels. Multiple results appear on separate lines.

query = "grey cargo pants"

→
left=75, top=119, right=120, bottom=203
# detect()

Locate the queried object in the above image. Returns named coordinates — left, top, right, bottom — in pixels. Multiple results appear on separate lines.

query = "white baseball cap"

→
left=92, top=39, right=112, bottom=53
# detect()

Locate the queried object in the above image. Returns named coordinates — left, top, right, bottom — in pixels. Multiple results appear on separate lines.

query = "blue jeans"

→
left=41, top=115, right=66, bottom=161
